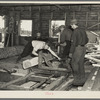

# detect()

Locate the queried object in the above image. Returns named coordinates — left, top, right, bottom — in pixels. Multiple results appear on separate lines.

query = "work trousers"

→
left=20, top=41, right=33, bottom=58
left=38, top=51, right=53, bottom=67
left=63, top=40, right=71, bottom=57
left=71, top=45, right=86, bottom=85
left=61, top=40, right=71, bottom=59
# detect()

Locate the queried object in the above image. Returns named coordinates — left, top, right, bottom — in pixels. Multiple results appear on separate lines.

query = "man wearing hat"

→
left=69, top=19, right=88, bottom=86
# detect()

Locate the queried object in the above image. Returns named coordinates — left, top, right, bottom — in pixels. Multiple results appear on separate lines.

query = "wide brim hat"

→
left=59, top=25, right=65, bottom=29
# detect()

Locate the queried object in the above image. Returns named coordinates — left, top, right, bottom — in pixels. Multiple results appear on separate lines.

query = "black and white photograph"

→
left=0, top=1, right=100, bottom=95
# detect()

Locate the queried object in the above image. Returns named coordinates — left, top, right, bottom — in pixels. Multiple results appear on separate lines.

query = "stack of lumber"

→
left=85, top=42, right=100, bottom=67
left=82, top=43, right=100, bottom=91
left=85, top=53, right=100, bottom=67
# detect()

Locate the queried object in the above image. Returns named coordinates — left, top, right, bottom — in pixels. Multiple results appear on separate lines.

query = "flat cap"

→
left=70, top=19, right=78, bottom=25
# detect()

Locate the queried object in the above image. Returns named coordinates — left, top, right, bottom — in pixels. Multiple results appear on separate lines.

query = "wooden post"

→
left=49, top=11, right=53, bottom=37
left=38, top=6, right=41, bottom=32
left=98, top=12, right=100, bottom=30
left=7, top=11, right=15, bottom=46
left=16, top=11, right=20, bottom=45
left=57, top=33, right=60, bottom=54
left=86, top=12, right=88, bottom=28
left=73, top=12, right=75, bottom=19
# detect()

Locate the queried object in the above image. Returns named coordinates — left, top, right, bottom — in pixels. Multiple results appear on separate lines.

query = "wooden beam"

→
left=98, top=12, right=100, bottom=29
left=29, top=74, right=54, bottom=90
left=5, top=84, right=28, bottom=90
left=38, top=6, right=41, bottom=32
left=0, top=72, right=35, bottom=89
left=0, top=82, right=28, bottom=90
left=86, top=12, right=88, bottom=27
left=38, top=66, right=68, bottom=72
left=85, top=55, right=100, bottom=63
left=44, top=76, right=65, bottom=90
left=90, top=31, right=99, bottom=37
left=55, top=78, right=73, bottom=91
left=55, top=5, right=65, bottom=12
left=87, top=22, right=100, bottom=29
left=28, top=74, right=56, bottom=82
left=92, top=64, right=100, bottom=67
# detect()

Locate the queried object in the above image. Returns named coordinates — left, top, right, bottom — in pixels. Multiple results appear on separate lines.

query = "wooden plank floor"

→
left=82, top=67, right=100, bottom=91
left=91, top=67, right=100, bottom=91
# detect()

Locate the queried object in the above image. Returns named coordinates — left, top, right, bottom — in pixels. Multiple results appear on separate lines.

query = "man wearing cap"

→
left=69, top=19, right=88, bottom=86
left=57, top=25, right=72, bottom=59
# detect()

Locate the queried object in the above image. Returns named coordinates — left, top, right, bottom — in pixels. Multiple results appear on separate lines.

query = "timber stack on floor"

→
left=0, top=68, right=73, bottom=90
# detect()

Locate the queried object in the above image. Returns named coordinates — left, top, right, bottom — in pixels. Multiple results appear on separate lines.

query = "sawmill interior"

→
left=0, top=3, right=100, bottom=91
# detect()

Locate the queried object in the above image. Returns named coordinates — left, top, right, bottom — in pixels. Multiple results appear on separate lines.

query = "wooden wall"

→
left=1, top=4, right=100, bottom=46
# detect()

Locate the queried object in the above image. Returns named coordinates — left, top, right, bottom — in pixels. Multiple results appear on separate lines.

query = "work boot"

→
left=72, top=78, right=86, bottom=86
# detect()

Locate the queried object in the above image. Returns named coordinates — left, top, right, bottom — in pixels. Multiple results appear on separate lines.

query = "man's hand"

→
left=58, top=57, right=61, bottom=61
left=55, top=43, right=60, bottom=47
left=60, top=42, right=67, bottom=47
left=69, top=53, right=72, bottom=58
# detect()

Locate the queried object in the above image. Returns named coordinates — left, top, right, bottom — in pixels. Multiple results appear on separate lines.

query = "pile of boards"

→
left=85, top=43, right=100, bottom=67
left=0, top=68, right=73, bottom=91
left=81, top=43, right=100, bottom=91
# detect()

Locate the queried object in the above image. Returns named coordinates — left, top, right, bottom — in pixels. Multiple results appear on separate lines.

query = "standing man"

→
left=69, top=19, right=88, bottom=86
left=57, top=25, right=72, bottom=59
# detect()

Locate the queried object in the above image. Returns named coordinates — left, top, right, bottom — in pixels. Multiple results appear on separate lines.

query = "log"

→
left=81, top=67, right=99, bottom=91
left=38, top=66, right=68, bottom=72
left=0, top=72, right=35, bottom=89
left=44, top=76, right=65, bottom=90
left=23, top=57, right=38, bottom=69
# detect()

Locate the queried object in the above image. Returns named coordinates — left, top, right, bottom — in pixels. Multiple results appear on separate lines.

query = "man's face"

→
left=60, top=27, right=65, bottom=32
left=37, top=33, right=41, bottom=37
left=71, top=24, right=76, bottom=29
left=44, top=44, right=49, bottom=49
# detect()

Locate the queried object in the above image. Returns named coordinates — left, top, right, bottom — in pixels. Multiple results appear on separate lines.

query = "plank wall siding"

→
left=1, top=4, right=100, bottom=45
